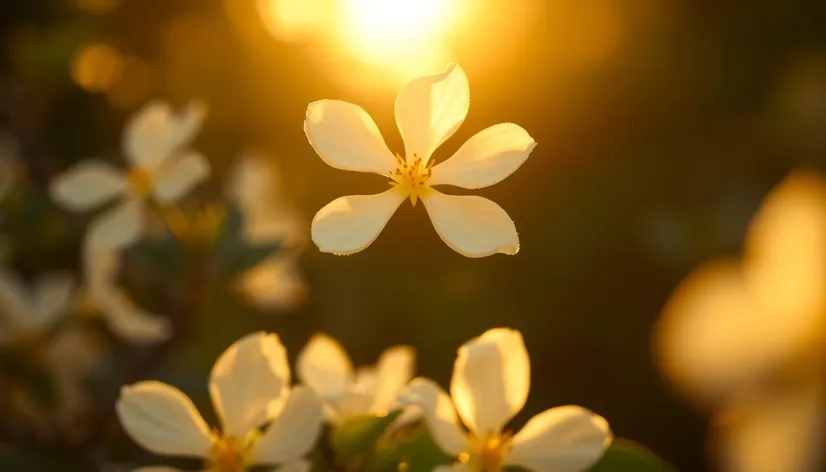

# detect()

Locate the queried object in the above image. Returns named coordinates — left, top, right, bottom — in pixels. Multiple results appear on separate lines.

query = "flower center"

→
left=205, top=435, right=250, bottom=472
left=388, top=153, right=434, bottom=206
left=459, top=432, right=513, bottom=472
left=127, top=168, right=153, bottom=197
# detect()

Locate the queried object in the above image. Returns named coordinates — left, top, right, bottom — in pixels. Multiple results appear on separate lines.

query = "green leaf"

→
left=331, top=411, right=403, bottom=464
left=370, top=421, right=452, bottom=472
left=128, top=234, right=182, bottom=281
left=212, top=202, right=245, bottom=257
left=588, top=439, right=678, bottom=472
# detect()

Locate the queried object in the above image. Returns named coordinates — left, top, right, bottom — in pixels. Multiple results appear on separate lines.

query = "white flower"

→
left=0, top=268, right=75, bottom=344
left=82, top=244, right=172, bottom=344
left=304, top=63, right=536, bottom=257
left=403, top=328, right=611, bottom=472
left=654, top=170, right=826, bottom=472
left=116, top=332, right=324, bottom=472
left=227, top=153, right=308, bottom=311
left=297, top=333, right=415, bottom=424
left=49, top=101, right=210, bottom=249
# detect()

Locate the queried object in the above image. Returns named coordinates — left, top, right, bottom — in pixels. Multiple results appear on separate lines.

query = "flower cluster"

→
left=117, top=328, right=612, bottom=472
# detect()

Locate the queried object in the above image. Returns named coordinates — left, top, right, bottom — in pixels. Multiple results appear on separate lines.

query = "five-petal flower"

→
left=402, top=328, right=612, bottom=472
left=49, top=100, right=210, bottom=249
left=116, top=332, right=324, bottom=472
left=305, top=63, right=536, bottom=257
left=297, top=333, right=415, bottom=424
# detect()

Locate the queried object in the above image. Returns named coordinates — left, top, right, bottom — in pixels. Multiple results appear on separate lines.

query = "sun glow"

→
left=340, top=0, right=455, bottom=76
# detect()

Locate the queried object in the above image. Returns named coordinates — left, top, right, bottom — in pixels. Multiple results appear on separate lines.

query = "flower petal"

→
left=86, top=198, right=144, bottom=249
left=330, top=391, right=375, bottom=421
left=305, top=100, right=396, bottom=174
left=249, top=386, right=324, bottom=465
left=268, top=459, right=312, bottom=472
left=505, top=406, right=612, bottom=472
left=31, top=273, right=76, bottom=329
left=209, top=332, right=291, bottom=438
left=116, top=381, right=212, bottom=458
left=450, top=328, right=529, bottom=435
left=95, top=288, right=173, bottom=343
left=717, top=386, right=824, bottom=472
left=239, top=256, right=307, bottom=312
left=394, top=63, right=469, bottom=164
left=400, top=378, right=467, bottom=457
left=49, top=160, right=127, bottom=211
left=125, top=100, right=206, bottom=170
left=653, top=260, right=809, bottom=406
left=297, top=334, right=354, bottom=400
left=0, top=269, right=35, bottom=336
left=421, top=191, right=518, bottom=257
left=152, top=151, right=210, bottom=204
left=372, top=346, right=415, bottom=414
left=429, top=123, right=536, bottom=189
left=311, top=189, right=406, bottom=255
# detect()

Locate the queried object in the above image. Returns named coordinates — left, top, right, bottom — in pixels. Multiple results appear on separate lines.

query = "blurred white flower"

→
left=297, top=333, right=414, bottom=424
left=117, top=332, right=323, bottom=472
left=227, top=153, right=308, bottom=312
left=49, top=101, right=210, bottom=249
left=82, top=244, right=172, bottom=344
left=0, top=268, right=75, bottom=344
left=402, top=328, right=612, bottom=472
left=305, top=63, right=536, bottom=257
left=654, top=170, right=826, bottom=472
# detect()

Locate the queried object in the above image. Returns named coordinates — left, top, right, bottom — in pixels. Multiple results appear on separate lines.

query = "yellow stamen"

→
left=460, top=432, right=513, bottom=472
left=205, top=434, right=250, bottom=472
left=127, top=168, right=153, bottom=197
left=388, top=152, right=433, bottom=206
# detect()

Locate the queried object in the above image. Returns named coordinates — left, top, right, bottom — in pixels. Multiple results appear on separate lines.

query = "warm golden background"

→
left=3, top=0, right=826, bottom=470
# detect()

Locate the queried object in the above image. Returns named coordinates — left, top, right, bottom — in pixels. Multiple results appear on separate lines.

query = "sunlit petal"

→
left=239, top=256, right=307, bottom=312
left=654, top=260, right=805, bottom=405
left=400, top=378, right=467, bottom=457
left=116, top=381, right=212, bottom=458
left=451, top=328, right=529, bottom=435
left=297, top=334, right=354, bottom=400
left=330, top=391, right=375, bottom=421
left=506, top=406, right=613, bottom=472
left=395, top=63, right=469, bottom=164
left=429, top=123, right=536, bottom=189
left=209, top=332, right=291, bottom=438
left=86, top=198, right=144, bottom=249
left=742, top=170, right=826, bottom=352
left=49, top=160, right=127, bottom=211
left=0, top=269, right=36, bottom=336
left=717, top=385, right=824, bottom=472
left=249, top=386, right=324, bottom=465
left=125, top=100, right=205, bottom=170
left=152, top=151, right=210, bottom=204
left=311, top=189, right=406, bottom=255
left=305, top=100, right=396, bottom=174
left=421, top=190, right=519, bottom=257
left=268, top=459, right=312, bottom=472
left=372, top=346, right=415, bottom=414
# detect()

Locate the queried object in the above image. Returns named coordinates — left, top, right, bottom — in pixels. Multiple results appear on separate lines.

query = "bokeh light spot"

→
left=70, top=43, right=123, bottom=93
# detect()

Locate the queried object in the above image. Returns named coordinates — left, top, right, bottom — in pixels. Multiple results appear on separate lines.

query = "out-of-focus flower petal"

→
left=372, top=346, right=415, bottom=414
left=86, top=198, right=144, bottom=249
left=209, top=332, right=291, bottom=438
left=49, top=160, right=127, bottom=211
left=31, top=273, right=76, bottom=329
left=394, top=63, right=469, bottom=165
left=450, top=328, right=529, bottom=435
left=116, top=381, right=212, bottom=458
left=506, top=406, right=613, bottom=472
left=305, top=100, right=396, bottom=174
left=297, top=334, right=354, bottom=400
left=239, top=256, right=307, bottom=312
left=249, top=386, right=324, bottom=465
left=401, top=378, right=467, bottom=457
left=311, top=189, right=406, bottom=255
left=429, top=123, right=536, bottom=189
left=152, top=151, right=210, bottom=204
left=124, top=100, right=206, bottom=170
left=716, top=385, right=824, bottom=472
left=267, top=459, right=311, bottom=472
left=421, top=191, right=519, bottom=258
